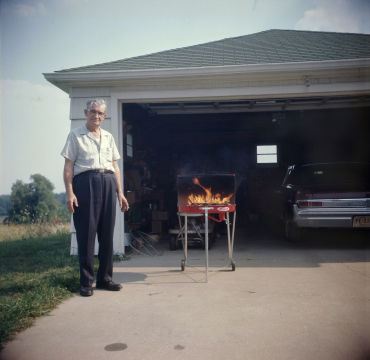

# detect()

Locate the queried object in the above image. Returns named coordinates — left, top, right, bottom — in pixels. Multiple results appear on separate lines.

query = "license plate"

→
left=353, top=216, right=370, bottom=227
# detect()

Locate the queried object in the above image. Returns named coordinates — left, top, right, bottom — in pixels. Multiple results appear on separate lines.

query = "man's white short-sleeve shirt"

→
left=61, top=124, right=121, bottom=176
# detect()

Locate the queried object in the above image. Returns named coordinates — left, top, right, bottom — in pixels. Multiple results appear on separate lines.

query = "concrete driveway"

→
left=2, top=225, right=369, bottom=360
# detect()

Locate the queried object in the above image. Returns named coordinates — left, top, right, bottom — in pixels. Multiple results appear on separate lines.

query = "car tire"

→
left=286, top=222, right=303, bottom=242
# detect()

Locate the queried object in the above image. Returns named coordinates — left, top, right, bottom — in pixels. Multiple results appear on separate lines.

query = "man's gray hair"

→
left=86, top=98, right=107, bottom=111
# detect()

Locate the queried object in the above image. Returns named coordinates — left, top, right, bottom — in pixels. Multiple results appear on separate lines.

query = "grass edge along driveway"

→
left=0, top=230, right=89, bottom=350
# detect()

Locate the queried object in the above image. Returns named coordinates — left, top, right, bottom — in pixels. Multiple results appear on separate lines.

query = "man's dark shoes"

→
left=96, top=281, right=122, bottom=291
left=80, top=286, right=93, bottom=297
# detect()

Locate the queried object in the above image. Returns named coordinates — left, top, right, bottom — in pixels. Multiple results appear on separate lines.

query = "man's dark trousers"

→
left=73, top=172, right=117, bottom=286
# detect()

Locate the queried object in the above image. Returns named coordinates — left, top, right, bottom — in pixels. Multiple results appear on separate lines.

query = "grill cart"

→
left=176, top=174, right=237, bottom=282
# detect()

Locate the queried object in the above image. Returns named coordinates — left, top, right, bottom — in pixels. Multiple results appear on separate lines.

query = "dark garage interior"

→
left=121, top=99, right=370, bottom=236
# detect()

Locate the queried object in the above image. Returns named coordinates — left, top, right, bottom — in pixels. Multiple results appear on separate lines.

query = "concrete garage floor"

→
left=2, top=225, right=370, bottom=360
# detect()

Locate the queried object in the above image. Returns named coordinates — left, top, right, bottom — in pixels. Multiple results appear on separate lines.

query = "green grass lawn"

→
left=0, top=230, right=96, bottom=350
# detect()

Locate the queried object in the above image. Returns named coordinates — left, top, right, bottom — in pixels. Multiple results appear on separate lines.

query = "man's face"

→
left=84, top=104, right=107, bottom=128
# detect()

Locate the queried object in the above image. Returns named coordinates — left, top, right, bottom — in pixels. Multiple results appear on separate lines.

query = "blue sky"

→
left=1, top=0, right=369, bottom=194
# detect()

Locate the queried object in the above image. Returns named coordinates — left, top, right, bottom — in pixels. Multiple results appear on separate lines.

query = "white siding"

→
left=70, top=97, right=111, bottom=120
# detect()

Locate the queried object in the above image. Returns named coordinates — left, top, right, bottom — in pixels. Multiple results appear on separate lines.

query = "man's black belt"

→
left=77, top=169, right=114, bottom=176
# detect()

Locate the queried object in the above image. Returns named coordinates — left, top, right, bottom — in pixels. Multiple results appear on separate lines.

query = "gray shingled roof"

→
left=56, top=29, right=370, bottom=73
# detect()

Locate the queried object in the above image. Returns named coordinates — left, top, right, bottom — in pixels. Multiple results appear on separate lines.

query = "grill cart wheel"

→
left=170, top=235, right=177, bottom=251
left=231, top=261, right=236, bottom=271
left=181, top=260, right=185, bottom=271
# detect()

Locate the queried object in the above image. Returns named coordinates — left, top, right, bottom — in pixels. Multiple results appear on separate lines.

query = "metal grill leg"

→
left=231, top=211, right=236, bottom=260
left=205, top=208, right=209, bottom=283
left=227, top=212, right=231, bottom=261
left=184, top=213, right=188, bottom=266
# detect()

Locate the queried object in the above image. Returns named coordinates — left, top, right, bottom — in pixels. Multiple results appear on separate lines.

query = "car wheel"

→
left=170, top=235, right=177, bottom=251
left=286, top=222, right=303, bottom=242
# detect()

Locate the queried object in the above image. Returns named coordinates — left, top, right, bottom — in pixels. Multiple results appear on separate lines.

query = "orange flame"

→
left=188, top=177, right=233, bottom=205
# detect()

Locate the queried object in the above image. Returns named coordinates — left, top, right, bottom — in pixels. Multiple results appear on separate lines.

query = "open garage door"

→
left=121, top=96, right=370, bottom=234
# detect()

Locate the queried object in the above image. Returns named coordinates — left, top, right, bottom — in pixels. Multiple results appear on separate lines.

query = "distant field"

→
left=0, top=223, right=69, bottom=243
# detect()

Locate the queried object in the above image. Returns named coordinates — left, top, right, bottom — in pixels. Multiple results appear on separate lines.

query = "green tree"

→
left=54, top=192, right=70, bottom=222
left=7, top=180, right=30, bottom=223
left=28, top=174, right=58, bottom=221
left=7, top=174, right=60, bottom=223
left=53, top=192, right=67, bottom=209
left=0, top=195, right=11, bottom=216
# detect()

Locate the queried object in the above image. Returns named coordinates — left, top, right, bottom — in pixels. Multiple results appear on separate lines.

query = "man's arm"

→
left=112, top=160, right=129, bottom=212
left=63, top=158, right=78, bottom=213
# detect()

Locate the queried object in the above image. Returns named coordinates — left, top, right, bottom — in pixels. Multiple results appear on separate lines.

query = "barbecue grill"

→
left=177, top=174, right=237, bottom=282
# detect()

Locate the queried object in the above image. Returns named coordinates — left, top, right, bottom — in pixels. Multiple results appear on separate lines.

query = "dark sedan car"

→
left=271, top=163, right=370, bottom=241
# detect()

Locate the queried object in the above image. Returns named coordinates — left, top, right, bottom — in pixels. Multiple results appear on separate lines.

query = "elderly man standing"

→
left=62, top=98, right=129, bottom=297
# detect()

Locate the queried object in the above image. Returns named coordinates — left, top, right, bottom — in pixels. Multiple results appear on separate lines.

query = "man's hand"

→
left=67, top=193, right=78, bottom=213
left=112, top=160, right=129, bottom=212
left=118, top=193, right=129, bottom=212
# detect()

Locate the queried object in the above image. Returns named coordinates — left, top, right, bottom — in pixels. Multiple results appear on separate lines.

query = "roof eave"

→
left=43, top=58, right=370, bottom=94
